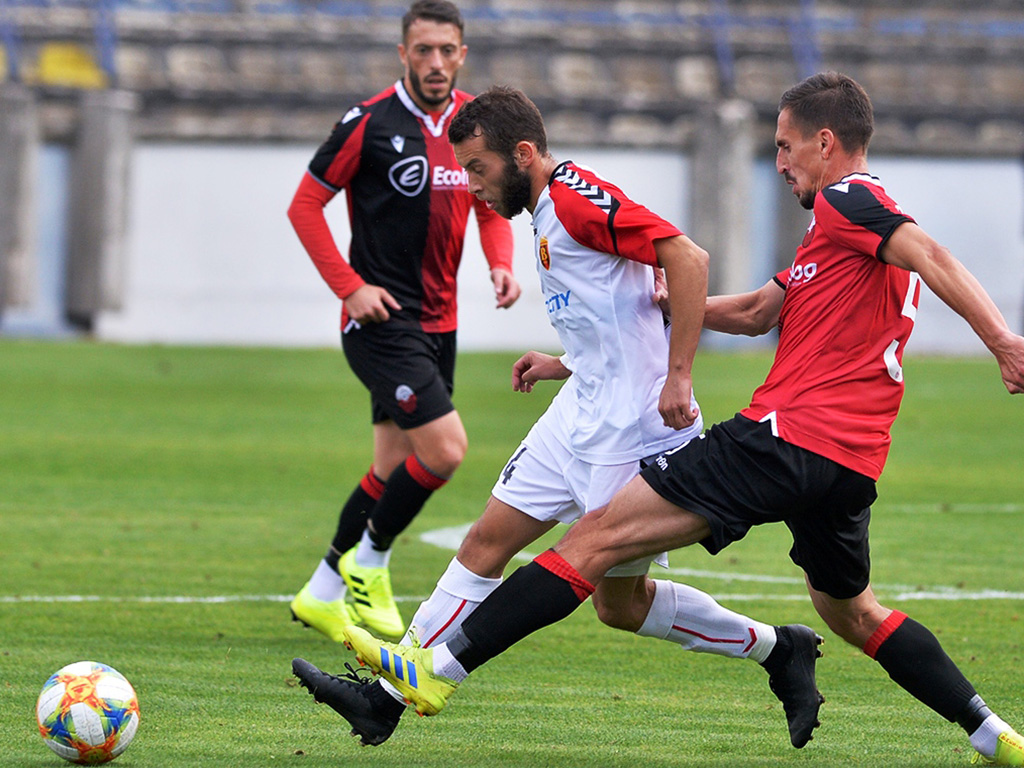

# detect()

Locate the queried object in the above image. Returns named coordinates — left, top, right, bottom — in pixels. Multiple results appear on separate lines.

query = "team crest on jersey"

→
left=388, top=156, right=429, bottom=197
left=395, top=384, right=417, bottom=414
left=391, top=135, right=406, bottom=153
left=538, top=236, right=551, bottom=270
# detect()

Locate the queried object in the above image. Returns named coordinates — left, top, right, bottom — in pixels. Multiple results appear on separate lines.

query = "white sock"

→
left=354, top=529, right=391, bottom=569
left=970, top=714, right=1012, bottom=758
left=637, top=580, right=777, bottom=662
left=431, top=643, right=468, bottom=683
left=307, top=558, right=345, bottom=602
left=380, top=557, right=501, bottom=704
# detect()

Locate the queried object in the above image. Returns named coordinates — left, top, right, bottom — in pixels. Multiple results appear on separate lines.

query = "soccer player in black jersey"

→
left=286, top=1, right=519, bottom=643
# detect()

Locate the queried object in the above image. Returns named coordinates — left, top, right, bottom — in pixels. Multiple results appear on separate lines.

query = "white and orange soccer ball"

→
left=36, top=661, right=140, bottom=764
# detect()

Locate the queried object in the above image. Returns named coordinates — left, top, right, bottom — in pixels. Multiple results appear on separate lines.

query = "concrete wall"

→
left=7, top=141, right=1024, bottom=355
left=92, top=144, right=690, bottom=352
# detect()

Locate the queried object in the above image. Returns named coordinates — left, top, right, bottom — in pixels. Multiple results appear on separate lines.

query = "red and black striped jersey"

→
left=291, top=80, right=513, bottom=332
left=742, top=173, right=918, bottom=480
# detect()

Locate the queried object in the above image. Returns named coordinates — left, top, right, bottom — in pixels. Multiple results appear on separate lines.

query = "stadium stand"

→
left=1, top=0, right=1023, bottom=153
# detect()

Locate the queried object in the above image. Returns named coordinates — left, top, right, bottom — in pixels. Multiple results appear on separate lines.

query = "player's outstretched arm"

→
left=511, top=351, right=570, bottom=393
left=704, top=280, right=785, bottom=337
left=881, top=222, right=1024, bottom=394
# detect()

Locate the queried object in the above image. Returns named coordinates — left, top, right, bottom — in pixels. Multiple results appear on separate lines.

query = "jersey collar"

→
left=394, top=80, right=456, bottom=138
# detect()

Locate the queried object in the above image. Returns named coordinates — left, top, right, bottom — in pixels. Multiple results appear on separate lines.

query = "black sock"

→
left=761, top=625, right=794, bottom=674
left=366, top=456, right=446, bottom=550
left=447, top=551, right=594, bottom=673
left=325, top=470, right=384, bottom=570
left=866, top=611, right=978, bottom=724
left=368, top=680, right=406, bottom=722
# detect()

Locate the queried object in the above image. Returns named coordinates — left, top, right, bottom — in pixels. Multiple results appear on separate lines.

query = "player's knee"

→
left=592, top=596, right=643, bottom=632
left=427, top=443, right=465, bottom=476
left=455, top=526, right=513, bottom=578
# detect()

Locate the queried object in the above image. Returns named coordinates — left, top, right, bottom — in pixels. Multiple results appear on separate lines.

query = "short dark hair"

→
left=448, top=85, right=548, bottom=160
left=779, top=72, right=874, bottom=153
left=402, top=0, right=464, bottom=42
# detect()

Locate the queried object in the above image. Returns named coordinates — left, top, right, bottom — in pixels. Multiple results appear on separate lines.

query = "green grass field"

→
left=1, top=339, right=1021, bottom=767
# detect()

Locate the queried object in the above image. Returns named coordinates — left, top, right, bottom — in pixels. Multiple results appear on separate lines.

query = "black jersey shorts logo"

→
left=389, top=156, right=429, bottom=197
left=395, top=384, right=418, bottom=414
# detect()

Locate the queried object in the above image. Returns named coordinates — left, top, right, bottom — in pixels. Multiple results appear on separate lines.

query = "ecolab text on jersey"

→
left=432, top=165, right=469, bottom=188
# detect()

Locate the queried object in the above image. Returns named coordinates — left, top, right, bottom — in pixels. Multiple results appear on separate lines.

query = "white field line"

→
left=4, top=506, right=1021, bottom=605
left=0, top=594, right=427, bottom=604
left=419, top=522, right=1024, bottom=602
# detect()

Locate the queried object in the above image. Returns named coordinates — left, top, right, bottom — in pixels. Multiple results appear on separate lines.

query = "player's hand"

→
left=343, top=284, right=402, bottom=324
left=658, top=372, right=699, bottom=429
left=511, top=351, right=571, bottom=393
left=652, top=266, right=671, bottom=318
left=994, top=333, right=1024, bottom=394
left=491, top=268, right=521, bottom=309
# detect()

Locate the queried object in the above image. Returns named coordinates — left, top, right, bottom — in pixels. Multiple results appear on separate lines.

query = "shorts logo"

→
left=395, top=384, right=417, bottom=414
left=538, top=236, right=551, bottom=270
left=389, top=156, right=429, bottom=197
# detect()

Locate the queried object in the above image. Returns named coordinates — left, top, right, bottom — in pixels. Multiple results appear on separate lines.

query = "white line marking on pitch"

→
left=418, top=523, right=1024, bottom=601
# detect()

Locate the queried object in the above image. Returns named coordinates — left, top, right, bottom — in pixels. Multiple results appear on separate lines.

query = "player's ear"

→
left=514, top=141, right=534, bottom=169
left=819, top=128, right=837, bottom=159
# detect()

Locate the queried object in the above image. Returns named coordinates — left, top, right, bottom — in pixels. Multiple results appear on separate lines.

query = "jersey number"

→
left=884, top=273, right=921, bottom=383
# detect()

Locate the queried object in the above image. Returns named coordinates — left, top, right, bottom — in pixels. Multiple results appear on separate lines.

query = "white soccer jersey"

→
left=531, top=161, right=703, bottom=465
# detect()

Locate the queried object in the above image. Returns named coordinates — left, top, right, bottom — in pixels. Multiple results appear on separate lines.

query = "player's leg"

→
left=305, top=417, right=574, bottom=739
left=339, top=417, right=818, bottom=717
left=593, top=570, right=822, bottom=747
left=341, top=330, right=461, bottom=636
left=342, top=475, right=710, bottom=715
left=808, top=581, right=1023, bottom=764
left=290, top=370, right=411, bottom=643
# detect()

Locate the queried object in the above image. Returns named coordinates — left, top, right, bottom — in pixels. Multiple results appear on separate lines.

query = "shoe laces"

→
left=338, top=661, right=375, bottom=687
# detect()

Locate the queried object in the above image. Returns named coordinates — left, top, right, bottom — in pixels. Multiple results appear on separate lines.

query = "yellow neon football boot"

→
left=290, top=582, right=360, bottom=643
left=973, top=729, right=1024, bottom=766
left=343, top=626, right=457, bottom=716
left=339, top=548, right=405, bottom=637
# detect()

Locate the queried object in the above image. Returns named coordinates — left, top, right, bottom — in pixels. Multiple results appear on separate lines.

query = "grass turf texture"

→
left=1, top=339, right=1021, bottom=767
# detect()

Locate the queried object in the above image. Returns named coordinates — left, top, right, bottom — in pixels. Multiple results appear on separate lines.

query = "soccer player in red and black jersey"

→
left=286, top=1, right=520, bottom=644
left=342, top=73, right=1024, bottom=764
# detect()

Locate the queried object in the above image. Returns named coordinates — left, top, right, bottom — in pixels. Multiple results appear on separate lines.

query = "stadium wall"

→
left=5, top=142, right=1024, bottom=354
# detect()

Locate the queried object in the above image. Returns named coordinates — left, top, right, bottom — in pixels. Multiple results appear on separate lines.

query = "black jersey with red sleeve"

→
left=742, top=174, right=919, bottom=480
left=297, top=80, right=512, bottom=333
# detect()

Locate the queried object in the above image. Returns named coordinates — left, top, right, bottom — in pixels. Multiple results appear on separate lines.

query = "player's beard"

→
left=408, top=69, right=455, bottom=108
left=495, top=160, right=533, bottom=219
left=798, top=188, right=815, bottom=210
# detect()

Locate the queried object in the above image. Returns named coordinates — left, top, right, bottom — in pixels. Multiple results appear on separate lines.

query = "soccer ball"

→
left=36, top=661, right=140, bottom=765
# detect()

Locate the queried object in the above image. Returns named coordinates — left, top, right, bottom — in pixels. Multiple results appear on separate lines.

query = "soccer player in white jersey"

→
left=293, top=85, right=825, bottom=749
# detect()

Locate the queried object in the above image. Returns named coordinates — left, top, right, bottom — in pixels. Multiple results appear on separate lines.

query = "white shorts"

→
left=491, top=407, right=669, bottom=578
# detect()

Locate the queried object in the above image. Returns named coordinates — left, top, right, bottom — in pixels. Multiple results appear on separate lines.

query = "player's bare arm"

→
left=511, top=351, right=571, bottom=393
left=657, top=234, right=708, bottom=429
left=704, top=280, right=786, bottom=336
left=490, top=268, right=521, bottom=309
left=342, top=283, right=403, bottom=324
left=881, top=222, right=1024, bottom=394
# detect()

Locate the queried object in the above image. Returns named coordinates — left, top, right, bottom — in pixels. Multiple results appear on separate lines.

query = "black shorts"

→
left=640, top=415, right=877, bottom=600
left=341, top=323, right=456, bottom=430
